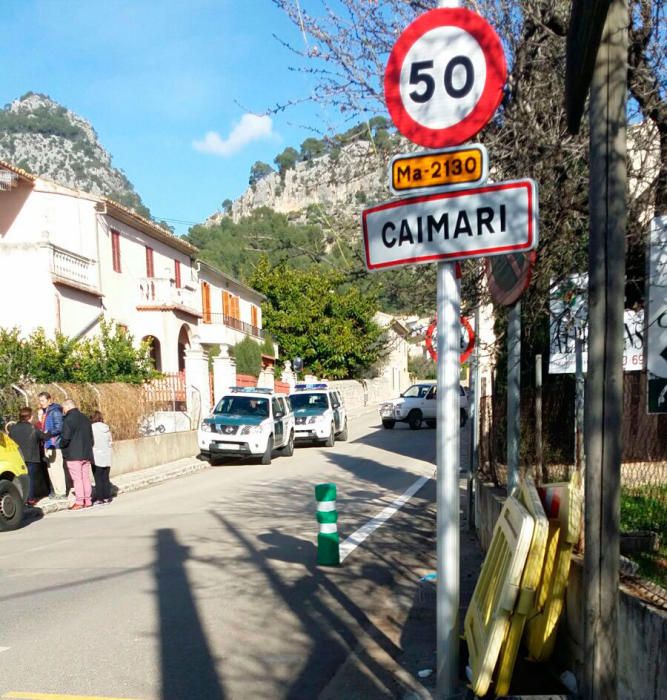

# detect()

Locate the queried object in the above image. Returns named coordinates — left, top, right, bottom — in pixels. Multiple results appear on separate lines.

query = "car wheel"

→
left=426, top=419, right=437, bottom=429
left=382, top=419, right=395, bottom=430
left=408, top=410, right=422, bottom=430
left=460, top=409, right=468, bottom=428
left=324, top=424, right=335, bottom=447
left=0, top=480, right=24, bottom=532
left=282, top=430, right=295, bottom=456
left=260, top=436, right=274, bottom=465
left=338, top=420, right=348, bottom=442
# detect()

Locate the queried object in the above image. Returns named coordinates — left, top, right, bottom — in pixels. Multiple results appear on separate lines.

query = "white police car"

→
left=379, top=380, right=469, bottom=429
left=198, top=387, right=295, bottom=465
left=289, top=383, right=348, bottom=446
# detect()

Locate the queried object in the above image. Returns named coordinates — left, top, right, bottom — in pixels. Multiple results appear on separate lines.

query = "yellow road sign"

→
left=389, top=145, right=487, bottom=195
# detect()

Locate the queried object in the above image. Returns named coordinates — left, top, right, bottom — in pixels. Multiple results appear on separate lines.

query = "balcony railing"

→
left=202, top=312, right=264, bottom=339
left=50, top=246, right=99, bottom=292
left=138, top=277, right=199, bottom=314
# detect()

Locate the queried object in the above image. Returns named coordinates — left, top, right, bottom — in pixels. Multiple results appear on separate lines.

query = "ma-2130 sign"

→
left=390, top=144, right=488, bottom=195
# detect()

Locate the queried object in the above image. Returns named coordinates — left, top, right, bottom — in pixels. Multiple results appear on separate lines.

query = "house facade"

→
left=0, top=160, right=266, bottom=374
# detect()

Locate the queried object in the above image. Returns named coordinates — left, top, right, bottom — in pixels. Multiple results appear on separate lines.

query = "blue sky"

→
left=0, top=0, right=353, bottom=235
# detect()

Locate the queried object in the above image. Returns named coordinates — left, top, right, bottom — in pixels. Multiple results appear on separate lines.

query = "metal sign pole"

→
left=436, top=261, right=461, bottom=698
left=507, top=301, right=521, bottom=494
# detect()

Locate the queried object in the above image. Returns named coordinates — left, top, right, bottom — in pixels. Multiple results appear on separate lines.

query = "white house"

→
left=0, top=160, right=266, bottom=374
left=374, top=312, right=410, bottom=394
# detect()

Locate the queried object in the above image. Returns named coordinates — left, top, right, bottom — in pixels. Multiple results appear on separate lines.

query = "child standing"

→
left=9, top=407, right=51, bottom=506
left=91, top=410, right=113, bottom=505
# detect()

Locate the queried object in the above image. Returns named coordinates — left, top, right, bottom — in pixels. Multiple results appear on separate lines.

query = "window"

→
left=223, top=291, right=240, bottom=320
left=145, top=247, right=154, bottom=278
left=111, top=230, right=121, bottom=273
left=201, top=282, right=211, bottom=323
left=174, top=260, right=182, bottom=288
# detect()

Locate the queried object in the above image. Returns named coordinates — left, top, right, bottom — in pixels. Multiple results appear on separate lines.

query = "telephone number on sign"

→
left=392, top=150, right=483, bottom=192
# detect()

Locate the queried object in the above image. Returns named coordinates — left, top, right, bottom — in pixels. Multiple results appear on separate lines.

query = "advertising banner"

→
left=647, top=216, right=667, bottom=414
left=549, top=274, right=644, bottom=374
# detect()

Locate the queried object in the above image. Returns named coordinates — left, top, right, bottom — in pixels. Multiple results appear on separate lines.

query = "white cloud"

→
left=193, top=114, right=274, bottom=157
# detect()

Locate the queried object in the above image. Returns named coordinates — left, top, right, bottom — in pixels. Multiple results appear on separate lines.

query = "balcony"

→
left=50, top=245, right=101, bottom=296
left=137, top=278, right=201, bottom=318
left=198, top=312, right=264, bottom=345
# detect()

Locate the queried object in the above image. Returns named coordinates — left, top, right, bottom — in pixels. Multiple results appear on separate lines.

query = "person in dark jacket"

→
left=60, top=399, right=95, bottom=510
left=8, top=407, right=51, bottom=506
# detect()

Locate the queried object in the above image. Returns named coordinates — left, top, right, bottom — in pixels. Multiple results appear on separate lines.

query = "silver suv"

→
left=379, top=381, right=469, bottom=429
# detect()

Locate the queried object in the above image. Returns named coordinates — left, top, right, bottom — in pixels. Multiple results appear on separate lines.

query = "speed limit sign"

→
left=384, top=7, right=507, bottom=148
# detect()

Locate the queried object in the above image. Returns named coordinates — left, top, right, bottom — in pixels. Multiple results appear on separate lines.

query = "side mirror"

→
left=275, top=411, right=284, bottom=419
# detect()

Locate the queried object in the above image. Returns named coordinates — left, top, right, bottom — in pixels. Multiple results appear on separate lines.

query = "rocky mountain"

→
left=0, top=92, right=149, bottom=217
left=205, top=124, right=413, bottom=227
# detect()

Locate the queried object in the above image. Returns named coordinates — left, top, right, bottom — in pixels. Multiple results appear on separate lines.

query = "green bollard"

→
left=315, top=483, right=340, bottom=566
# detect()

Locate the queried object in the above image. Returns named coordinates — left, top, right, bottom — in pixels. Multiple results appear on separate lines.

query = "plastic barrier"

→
left=525, top=471, right=582, bottom=661
left=495, top=476, right=549, bottom=696
left=464, top=495, right=535, bottom=697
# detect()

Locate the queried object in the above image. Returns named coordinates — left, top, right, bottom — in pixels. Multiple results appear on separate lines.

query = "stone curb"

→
left=25, top=458, right=209, bottom=518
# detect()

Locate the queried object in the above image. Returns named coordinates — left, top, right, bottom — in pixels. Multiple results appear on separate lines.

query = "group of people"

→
left=8, top=391, right=113, bottom=510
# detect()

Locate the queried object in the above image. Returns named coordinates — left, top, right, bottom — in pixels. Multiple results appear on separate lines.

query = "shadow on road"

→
left=155, top=528, right=226, bottom=700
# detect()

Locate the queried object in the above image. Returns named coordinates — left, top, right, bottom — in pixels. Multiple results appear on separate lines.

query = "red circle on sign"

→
left=384, top=8, right=507, bottom=148
left=425, top=316, right=475, bottom=364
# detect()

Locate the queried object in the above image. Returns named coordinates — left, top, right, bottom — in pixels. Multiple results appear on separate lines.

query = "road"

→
left=0, top=412, right=470, bottom=700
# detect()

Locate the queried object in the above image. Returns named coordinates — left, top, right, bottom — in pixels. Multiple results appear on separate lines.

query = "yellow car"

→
left=0, top=431, right=29, bottom=531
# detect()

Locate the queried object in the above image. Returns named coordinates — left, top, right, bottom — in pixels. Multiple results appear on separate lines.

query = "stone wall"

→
left=474, top=478, right=667, bottom=699
left=112, top=430, right=198, bottom=476
left=330, top=376, right=396, bottom=416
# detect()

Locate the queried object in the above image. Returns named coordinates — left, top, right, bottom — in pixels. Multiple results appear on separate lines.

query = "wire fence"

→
left=478, top=370, right=667, bottom=583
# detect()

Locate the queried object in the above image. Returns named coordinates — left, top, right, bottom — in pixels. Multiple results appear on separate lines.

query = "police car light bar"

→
left=294, top=383, right=329, bottom=390
left=229, top=386, right=274, bottom=394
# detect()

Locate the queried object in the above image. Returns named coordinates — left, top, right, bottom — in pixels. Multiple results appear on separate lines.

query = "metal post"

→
left=507, top=302, right=521, bottom=494
left=575, top=335, right=585, bottom=474
left=467, top=305, right=481, bottom=530
left=535, top=355, right=544, bottom=483
left=436, top=261, right=460, bottom=698
left=583, top=2, right=626, bottom=698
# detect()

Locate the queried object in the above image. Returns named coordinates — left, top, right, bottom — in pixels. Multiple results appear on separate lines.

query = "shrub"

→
left=233, top=336, right=262, bottom=377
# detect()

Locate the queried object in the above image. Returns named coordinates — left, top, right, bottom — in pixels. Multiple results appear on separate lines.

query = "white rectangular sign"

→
left=362, top=179, right=539, bottom=271
left=549, top=274, right=645, bottom=374
left=647, top=215, right=667, bottom=413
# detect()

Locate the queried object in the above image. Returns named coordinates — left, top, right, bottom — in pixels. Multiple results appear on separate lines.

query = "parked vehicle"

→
left=379, top=380, right=469, bottom=429
left=289, top=383, right=348, bottom=446
left=198, top=387, right=295, bottom=465
left=0, top=429, right=29, bottom=531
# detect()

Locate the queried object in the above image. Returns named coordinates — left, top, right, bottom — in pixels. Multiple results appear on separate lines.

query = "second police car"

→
left=289, top=383, right=348, bottom=446
left=198, top=387, right=295, bottom=465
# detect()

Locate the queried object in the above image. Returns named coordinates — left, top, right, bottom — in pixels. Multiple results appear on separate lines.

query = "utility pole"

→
left=582, top=2, right=627, bottom=698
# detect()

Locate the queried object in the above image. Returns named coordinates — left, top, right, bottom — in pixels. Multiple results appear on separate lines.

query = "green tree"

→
left=249, top=161, right=274, bottom=186
left=232, top=336, right=262, bottom=377
left=250, top=257, right=384, bottom=379
left=274, top=147, right=299, bottom=174
left=299, top=137, right=326, bottom=161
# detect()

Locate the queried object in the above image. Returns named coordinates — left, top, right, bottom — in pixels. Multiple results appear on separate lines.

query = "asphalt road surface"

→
left=1, top=411, right=471, bottom=700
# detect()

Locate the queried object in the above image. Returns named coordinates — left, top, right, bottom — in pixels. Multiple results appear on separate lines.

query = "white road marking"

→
left=0, top=646, right=10, bottom=653
left=339, top=475, right=430, bottom=562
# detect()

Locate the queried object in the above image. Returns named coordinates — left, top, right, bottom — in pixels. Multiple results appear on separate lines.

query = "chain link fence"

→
left=478, top=370, right=667, bottom=586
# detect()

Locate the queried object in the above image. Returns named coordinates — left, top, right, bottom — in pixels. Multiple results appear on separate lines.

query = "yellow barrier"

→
left=494, top=476, right=549, bottom=696
left=525, top=472, right=582, bottom=662
left=464, top=495, right=535, bottom=697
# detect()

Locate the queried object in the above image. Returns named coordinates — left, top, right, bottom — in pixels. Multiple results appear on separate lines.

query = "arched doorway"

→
left=177, top=325, right=191, bottom=373
left=143, top=335, right=162, bottom=372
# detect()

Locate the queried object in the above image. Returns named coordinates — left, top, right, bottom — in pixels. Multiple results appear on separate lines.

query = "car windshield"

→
left=402, top=384, right=433, bottom=398
left=290, top=393, right=329, bottom=410
left=213, top=396, right=269, bottom=417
